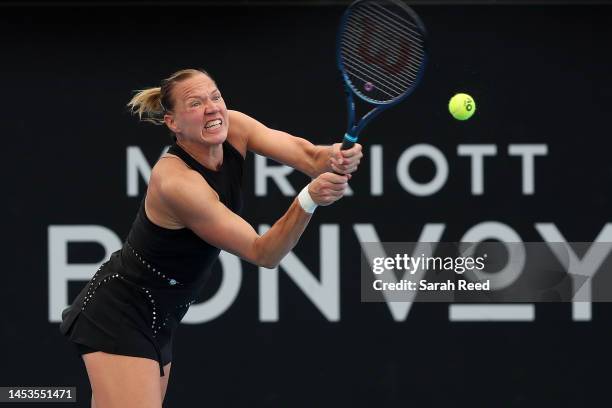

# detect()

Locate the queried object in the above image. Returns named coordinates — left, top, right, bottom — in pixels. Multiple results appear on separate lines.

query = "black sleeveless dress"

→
left=59, top=140, right=244, bottom=377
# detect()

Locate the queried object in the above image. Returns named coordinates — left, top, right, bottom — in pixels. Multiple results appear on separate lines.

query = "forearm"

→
left=253, top=198, right=313, bottom=268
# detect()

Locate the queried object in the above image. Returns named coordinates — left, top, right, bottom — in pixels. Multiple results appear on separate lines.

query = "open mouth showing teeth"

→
left=205, top=119, right=222, bottom=129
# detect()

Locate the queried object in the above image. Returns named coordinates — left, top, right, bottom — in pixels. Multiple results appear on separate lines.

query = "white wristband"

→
left=297, top=185, right=318, bottom=214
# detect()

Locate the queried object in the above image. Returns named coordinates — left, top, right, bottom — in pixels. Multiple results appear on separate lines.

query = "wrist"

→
left=297, top=184, right=317, bottom=214
left=314, top=145, right=334, bottom=175
left=325, top=144, right=336, bottom=173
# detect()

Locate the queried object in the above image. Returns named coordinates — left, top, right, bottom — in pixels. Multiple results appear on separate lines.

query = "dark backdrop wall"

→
left=3, top=3, right=612, bottom=407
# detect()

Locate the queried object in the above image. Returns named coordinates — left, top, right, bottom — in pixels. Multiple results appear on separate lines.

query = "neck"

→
left=176, top=139, right=223, bottom=171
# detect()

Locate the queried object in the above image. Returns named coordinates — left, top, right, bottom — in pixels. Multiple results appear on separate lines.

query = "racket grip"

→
left=334, top=133, right=357, bottom=176
left=341, top=133, right=357, bottom=150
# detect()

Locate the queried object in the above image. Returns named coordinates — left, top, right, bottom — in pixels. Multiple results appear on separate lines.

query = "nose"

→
left=204, top=99, right=220, bottom=115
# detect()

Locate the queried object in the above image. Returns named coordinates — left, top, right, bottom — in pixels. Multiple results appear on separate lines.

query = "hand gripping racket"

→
left=337, top=0, right=428, bottom=150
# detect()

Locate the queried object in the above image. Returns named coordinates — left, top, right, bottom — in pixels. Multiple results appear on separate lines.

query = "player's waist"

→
left=119, top=242, right=196, bottom=291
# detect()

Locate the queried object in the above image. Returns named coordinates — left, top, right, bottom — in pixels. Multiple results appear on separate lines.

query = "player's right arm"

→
left=157, top=165, right=349, bottom=269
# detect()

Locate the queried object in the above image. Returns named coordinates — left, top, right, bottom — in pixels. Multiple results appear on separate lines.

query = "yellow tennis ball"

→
left=448, top=93, right=476, bottom=120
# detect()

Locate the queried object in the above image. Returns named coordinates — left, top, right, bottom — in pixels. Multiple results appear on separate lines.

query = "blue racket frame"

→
left=336, top=0, right=428, bottom=150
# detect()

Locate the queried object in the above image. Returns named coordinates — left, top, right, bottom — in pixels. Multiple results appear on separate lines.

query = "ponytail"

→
left=127, top=87, right=165, bottom=125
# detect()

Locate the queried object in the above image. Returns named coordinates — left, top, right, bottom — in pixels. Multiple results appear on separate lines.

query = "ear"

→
left=164, top=113, right=180, bottom=134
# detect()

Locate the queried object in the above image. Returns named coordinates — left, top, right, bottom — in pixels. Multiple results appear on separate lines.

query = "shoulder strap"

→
left=167, top=143, right=208, bottom=173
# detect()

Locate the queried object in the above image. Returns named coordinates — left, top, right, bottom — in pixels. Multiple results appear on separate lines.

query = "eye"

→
left=190, top=101, right=201, bottom=107
left=212, top=94, right=222, bottom=101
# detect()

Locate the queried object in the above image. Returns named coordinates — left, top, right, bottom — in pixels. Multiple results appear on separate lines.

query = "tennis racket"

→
left=337, top=0, right=428, bottom=150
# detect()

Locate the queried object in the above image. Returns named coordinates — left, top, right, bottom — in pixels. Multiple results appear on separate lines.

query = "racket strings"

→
left=339, top=0, right=426, bottom=103
left=349, top=13, right=423, bottom=61
left=339, top=43, right=416, bottom=100
left=340, top=50, right=411, bottom=95
left=342, top=23, right=423, bottom=77
left=358, top=3, right=425, bottom=46
left=345, top=8, right=424, bottom=74
left=342, top=62, right=403, bottom=98
left=343, top=18, right=425, bottom=64
left=341, top=29, right=419, bottom=81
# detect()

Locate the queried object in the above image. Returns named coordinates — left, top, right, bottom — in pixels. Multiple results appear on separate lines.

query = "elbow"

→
left=257, top=254, right=279, bottom=269
left=260, top=261, right=279, bottom=269
left=252, top=238, right=280, bottom=269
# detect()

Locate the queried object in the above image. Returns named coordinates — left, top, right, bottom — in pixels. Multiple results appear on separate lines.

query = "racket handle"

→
left=334, top=133, right=357, bottom=176
left=341, top=133, right=357, bottom=150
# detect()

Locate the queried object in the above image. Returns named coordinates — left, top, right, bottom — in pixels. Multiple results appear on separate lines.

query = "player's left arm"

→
left=228, top=110, right=362, bottom=178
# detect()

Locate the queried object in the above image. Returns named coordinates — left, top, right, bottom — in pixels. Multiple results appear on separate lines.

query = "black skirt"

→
left=59, top=247, right=194, bottom=377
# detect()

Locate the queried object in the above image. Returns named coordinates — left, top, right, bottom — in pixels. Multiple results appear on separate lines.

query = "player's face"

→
left=168, top=73, right=229, bottom=146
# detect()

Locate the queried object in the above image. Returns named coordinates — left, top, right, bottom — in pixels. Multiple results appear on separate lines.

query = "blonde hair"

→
left=127, top=68, right=213, bottom=125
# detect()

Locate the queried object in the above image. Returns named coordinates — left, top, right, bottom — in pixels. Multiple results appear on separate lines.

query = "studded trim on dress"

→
left=126, top=241, right=181, bottom=287
left=81, top=263, right=119, bottom=311
left=139, top=286, right=162, bottom=336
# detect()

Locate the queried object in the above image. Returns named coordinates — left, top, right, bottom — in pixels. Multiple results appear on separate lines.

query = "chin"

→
left=200, top=128, right=228, bottom=145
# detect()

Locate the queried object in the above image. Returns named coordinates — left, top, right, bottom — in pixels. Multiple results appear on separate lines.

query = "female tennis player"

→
left=59, top=68, right=362, bottom=408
